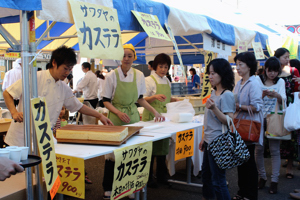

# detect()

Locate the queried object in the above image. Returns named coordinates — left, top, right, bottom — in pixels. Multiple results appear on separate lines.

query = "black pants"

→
left=14, top=99, right=19, bottom=107
left=84, top=98, right=98, bottom=109
left=149, top=155, right=168, bottom=182
left=98, top=100, right=104, bottom=108
left=102, top=160, right=115, bottom=191
left=237, top=144, right=258, bottom=200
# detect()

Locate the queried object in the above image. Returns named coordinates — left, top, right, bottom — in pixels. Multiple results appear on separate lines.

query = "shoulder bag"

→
left=209, top=115, right=250, bottom=170
left=234, top=106, right=261, bottom=142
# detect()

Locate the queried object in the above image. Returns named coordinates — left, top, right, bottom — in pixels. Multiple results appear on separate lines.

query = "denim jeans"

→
left=202, top=142, right=231, bottom=200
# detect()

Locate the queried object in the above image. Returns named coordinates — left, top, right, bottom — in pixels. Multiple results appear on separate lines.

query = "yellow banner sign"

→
left=69, top=0, right=123, bottom=60
left=201, top=51, right=214, bottom=103
left=56, top=154, right=85, bottom=199
left=5, top=52, right=21, bottom=58
left=132, top=11, right=170, bottom=41
left=175, top=129, right=194, bottom=161
left=237, top=41, right=248, bottom=54
left=31, top=97, right=60, bottom=197
left=252, top=42, right=264, bottom=60
left=112, top=141, right=152, bottom=200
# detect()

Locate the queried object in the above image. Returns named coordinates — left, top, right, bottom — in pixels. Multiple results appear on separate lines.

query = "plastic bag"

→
left=165, top=99, right=195, bottom=122
left=284, top=92, right=300, bottom=132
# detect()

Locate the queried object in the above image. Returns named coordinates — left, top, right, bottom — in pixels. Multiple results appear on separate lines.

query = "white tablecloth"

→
left=55, top=120, right=204, bottom=176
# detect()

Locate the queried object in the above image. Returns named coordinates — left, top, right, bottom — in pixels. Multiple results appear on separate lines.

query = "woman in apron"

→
left=142, top=53, right=178, bottom=187
left=101, top=44, right=164, bottom=199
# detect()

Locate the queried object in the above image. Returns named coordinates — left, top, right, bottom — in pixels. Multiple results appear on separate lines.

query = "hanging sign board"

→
left=201, top=51, right=215, bottom=104
left=203, top=33, right=231, bottom=56
left=165, top=23, right=186, bottom=78
left=111, top=141, right=152, bottom=200
left=175, top=129, right=195, bottom=161
left=69, top=0, right=123, bottom=60
left=56, top=154, right=85, bottom=199
left=252, top=42, right=265, bottom=60
left=132, top=11, right=170, bottom=41
left=31, top=97, right=60, bottom=199
left=237, top=41, right=248, bottom=54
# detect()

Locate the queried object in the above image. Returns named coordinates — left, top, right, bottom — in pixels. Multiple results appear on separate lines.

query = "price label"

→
left=56, top=154, right=85, bottom=199
left=112, top=141, right=152, bottom=200
left=175, top=129, right=194, bottom=161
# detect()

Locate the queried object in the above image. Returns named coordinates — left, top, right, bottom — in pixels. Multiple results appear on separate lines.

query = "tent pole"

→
left=20, top=10, right=34, bottom=200
left=29, top=13, right=44, bottom=200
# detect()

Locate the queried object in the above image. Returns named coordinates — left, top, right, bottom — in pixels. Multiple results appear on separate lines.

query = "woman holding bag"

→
left=233, top=52, right=264, bottom=200
left=254, top=57, right=286, bottom=194
left=199, top=58, right=235, bottom=200
left=275, top=48, right=300, bottom=179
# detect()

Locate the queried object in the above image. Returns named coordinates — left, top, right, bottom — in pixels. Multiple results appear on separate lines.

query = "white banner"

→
left=203, top=33, right=231, bottom=56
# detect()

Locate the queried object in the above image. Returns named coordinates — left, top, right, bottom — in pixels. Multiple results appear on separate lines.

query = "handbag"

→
left=266, top=98, right=290, bottom=137
left=209, top=115, right=250, bottom=170
left=284, top=92, right=300, bottom=132
left=234, top=106, right=261, bottom=142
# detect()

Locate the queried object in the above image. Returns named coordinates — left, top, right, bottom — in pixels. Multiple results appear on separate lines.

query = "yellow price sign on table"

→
left=69, top=0, right=123, bottom=60
left=31, top=97, right=60, bottom=199
left=132, top=11, right=170, bottom=41
left=56, top=154, right=85, bottom=199
left=175, top=129, right=194, bottom=161
left=112, top=141, right=152, bottom=200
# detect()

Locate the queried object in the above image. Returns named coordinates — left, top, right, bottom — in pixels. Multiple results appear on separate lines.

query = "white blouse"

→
left=144, top=73, right=171, bottom=97
left=101, top=67, right=146, bottom=100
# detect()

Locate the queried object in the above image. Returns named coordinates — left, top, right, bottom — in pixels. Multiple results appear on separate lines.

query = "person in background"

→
left=142, top=53, right=178, bottom=187
left=52, top=106, right=67, bottom=137
left=199, top=58, right=235, bottom=200
left=101, top=44, right=164, bottom=200
left=289, top=59, right=300, bottom=171
left=189, top=68, right=200, bottom=89
left=256, top=68, right=264, bottom=76
left=2, top=58, right=22, bottom=107
left=3, top=46, right=113, bottom=147
left=148, top=60, right=155, bottom=75
left=255, top=57, right=286, bottom=194
left=290, top=59, right=300, bottom=73
left=233, top=52, right=263, bottom=200
left=166, top=72, right=172, bottom=82
left=95, top=70, right=105, bottom=108
left=0, top=157, right=24, bottom=181
left=73, top=62, right=98, bottom=109
left=275, top=48, right=300, bottom=179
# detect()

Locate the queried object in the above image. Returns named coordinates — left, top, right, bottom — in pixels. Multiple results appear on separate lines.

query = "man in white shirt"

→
left=2, top=58, right=22, bottom=106
left=74, top=62, right=98, bottom=108
left=3, top=46, right=113, bottom=147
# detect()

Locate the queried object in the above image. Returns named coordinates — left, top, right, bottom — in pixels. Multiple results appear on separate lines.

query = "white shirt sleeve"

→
left=136, top=70, right=146, bottom=96
left=76, top=73, right=89, bottom=91
left=101, top=70, right=116, bottom=99
left=144, top=76, right=156, bottom=97
left=6, top=79, right=23, bottom=99
left=278, top=78, right=287, bottom=103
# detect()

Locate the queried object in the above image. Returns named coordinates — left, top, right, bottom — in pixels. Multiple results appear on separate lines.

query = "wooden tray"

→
left=57, top=126, right=143, bottom=146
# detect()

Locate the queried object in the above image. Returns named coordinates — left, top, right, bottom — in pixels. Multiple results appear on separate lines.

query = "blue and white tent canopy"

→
left=0, top=0, right=293, bottom=64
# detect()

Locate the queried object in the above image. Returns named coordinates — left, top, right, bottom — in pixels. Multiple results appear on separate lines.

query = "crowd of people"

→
left=1, top=45, right=300, bottom=200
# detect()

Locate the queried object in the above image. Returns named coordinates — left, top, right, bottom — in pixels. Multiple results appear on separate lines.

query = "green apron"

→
left=108, top=68, right=140, bottom=126
left=142, top=75, right=171, bottom=155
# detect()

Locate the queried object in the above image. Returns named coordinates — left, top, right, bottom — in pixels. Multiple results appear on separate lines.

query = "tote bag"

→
left=209, top=115, right=250, bottom=170
left=234, top=106, right=261, bottom=142
left=266, top=98, right=290, bottom=137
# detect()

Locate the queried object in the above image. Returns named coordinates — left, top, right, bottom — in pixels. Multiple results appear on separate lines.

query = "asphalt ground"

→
left=63, top=156, right=300, bottom=200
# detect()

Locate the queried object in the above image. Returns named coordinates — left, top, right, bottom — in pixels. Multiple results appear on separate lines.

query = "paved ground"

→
left=63, top=157, right=300, bottom=200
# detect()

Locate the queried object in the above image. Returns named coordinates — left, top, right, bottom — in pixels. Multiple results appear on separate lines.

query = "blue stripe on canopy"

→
left=0, top=0, right=42, bottom=11
left=254, top=31, right=268, bottom=49
left=113, top=0, right=170, bottom=32
left=127, top=32, right=148, bottom=47
left=0, top=12, right=33, bottom=24
left=175, top=34, right=203, bottom=50
left=174, top=54, right=204, bottom=65
left=72, top=43, right=79, bottom=51
left=36, top=21, right=73, bottom=50
left=205, top=16, right=235, bottom=46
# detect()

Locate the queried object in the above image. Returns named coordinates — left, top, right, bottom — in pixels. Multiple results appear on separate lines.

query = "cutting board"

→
left=57, top=126, right=143, bottom=146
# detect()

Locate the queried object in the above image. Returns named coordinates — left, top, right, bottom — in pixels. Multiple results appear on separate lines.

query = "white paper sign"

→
left=203, top=33, right=231, bottom=56
left=252, top=42, right=265, bottom=60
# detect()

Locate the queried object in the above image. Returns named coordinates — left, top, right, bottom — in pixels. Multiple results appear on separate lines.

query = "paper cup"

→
left=5, top=146, right=18, bottom=149
left=19, top=147, right=29, bottom=160
left=9, top=149, right=21, bottom=162
left=0, top=150, right=10, bottom=158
